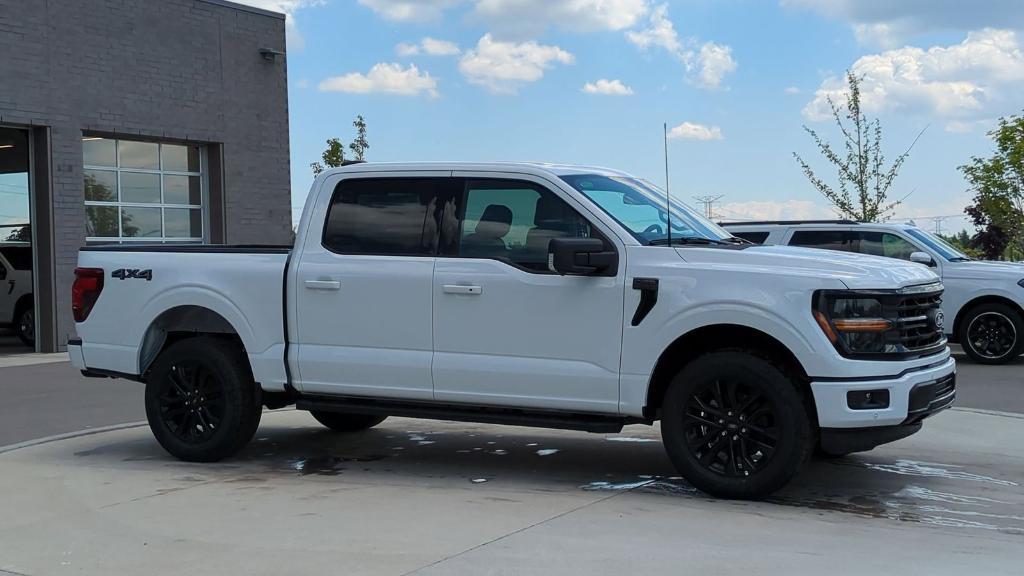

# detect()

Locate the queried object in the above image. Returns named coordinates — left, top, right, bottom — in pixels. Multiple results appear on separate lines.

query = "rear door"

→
left=431, top=174, right=626, bottom=414
left=291, top=174, right=449, bottom=400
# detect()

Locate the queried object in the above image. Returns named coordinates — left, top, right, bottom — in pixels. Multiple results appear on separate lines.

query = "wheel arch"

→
left=139, top=305, right=247, bottom=376
left=951, top=295, right=1024, bottom=340
left=643, top=324, right=814, bottom=424
left=13, top=292, right=33, bottom=318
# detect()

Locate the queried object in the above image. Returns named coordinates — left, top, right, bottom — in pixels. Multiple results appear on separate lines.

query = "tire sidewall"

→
left=145, top=338, right=258, bottom=462
left=661, top=351, right=811, bottom=499
left=16, top=306, right=34, bottom=347
left=959, top=303, right=1024, bottom=365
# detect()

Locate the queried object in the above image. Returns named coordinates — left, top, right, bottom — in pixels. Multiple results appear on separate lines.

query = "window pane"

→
left=162, top=144, right=201, bottom=172
left=165, top=208, right=202, bottom=238
left=461, top=180, right=592, bottom=271
left=163, top=175, right=202, bottom=205
left=86, top=206, right=119, bottom=237
left=83, top=138, right=116, bottom=167
left=121, top=207, right=162, bottom=238
left=84, top=169, right=118, bottom=202
left=323, top=178, right=434, bottom=255
left=789, top=230, right=856, bottom=252
left=118, top=140, right=159, bottom=169
left=121, top=172, right=161, bottom=203
left=882, top=233, right=918, bottom=260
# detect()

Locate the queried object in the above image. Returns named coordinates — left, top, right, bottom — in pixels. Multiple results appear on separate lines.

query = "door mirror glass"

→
left=910, top=251, right=935, bottom=266
left=548, top=237, right=616, bottom=276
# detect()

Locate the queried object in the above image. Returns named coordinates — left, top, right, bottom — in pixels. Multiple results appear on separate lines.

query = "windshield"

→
left=560, top=174, right=733, bottom=244
left=905, top=227, right=970, bottom=261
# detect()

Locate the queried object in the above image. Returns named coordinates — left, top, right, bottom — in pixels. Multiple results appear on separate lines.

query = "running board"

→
left=296, top=395, right=645, bottom=433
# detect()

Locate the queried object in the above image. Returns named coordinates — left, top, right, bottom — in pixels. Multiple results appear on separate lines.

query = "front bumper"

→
left=810, top=355, right=956, bottom=429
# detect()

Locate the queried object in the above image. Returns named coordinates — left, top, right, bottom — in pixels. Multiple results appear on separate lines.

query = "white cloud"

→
left=582, top=79, right=635, bottom=95
left=318, top=63, right=440, bottom=97
left=782, top=0, right=1024, bottom=47
left=803, top=29, right=1024, bottom=121
left=234, top=0, right=322, bottom=50
left=667, top=122, right=723, bottom=141
left=626, top=3, right=682, bottom=53
left=295, top=78, right=310, bottom=89
left=357, top=0, right=465, bottom=22
left=626, top=4, right=736, bottom=89
left=695, top=42, right=737, bottom=89
left=396, top=37, right=461, bottom=57
left=472, top=0, right=649, bottom=37
left=718, top=199, right=837, bottom=222
left=784, top=86, right=801, bottom=94
left=459, top=34, right=574, bottom=94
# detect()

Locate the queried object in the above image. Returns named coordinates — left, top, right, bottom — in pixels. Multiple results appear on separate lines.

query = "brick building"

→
left=0, top=0, right=291, bottom=352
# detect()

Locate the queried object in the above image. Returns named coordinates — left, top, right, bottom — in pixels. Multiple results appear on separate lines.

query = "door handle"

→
left=304, top=279, right=341, bottom=291
left=442, top=284, right=482, bottom=295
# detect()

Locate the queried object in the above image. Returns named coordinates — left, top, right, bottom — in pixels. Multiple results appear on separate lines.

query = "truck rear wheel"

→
left=145, top=337, right=261, bottom=462
left=310, top=411, right=387, bottom=432
left=660, top=350, right=811, bottom=499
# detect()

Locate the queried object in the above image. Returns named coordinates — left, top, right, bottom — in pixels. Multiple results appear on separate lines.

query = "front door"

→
left=432, top=175, right=626, bottom=414
left=292, top=175, right=447, bottom=400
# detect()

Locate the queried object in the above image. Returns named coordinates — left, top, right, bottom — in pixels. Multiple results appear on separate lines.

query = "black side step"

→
left=296, top=395, right=646, bottom=433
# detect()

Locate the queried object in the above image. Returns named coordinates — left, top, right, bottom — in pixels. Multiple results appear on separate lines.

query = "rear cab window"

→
left=322, top=178, right=442, bottom=256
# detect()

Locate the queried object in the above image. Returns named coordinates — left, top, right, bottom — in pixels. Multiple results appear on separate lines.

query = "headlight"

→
left=814, top=292, right=895, bottom=355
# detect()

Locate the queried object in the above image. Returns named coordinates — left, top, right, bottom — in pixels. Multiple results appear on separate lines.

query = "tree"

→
left=349, top=115, right=369, bottom=161
left=960, top=112, right=1024, bottom=260
left=310, top=115, right=370, bottom=175
left=794, top=71, right=923, bottom=222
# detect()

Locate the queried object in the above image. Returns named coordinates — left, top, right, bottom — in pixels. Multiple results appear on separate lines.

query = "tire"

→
left=145, top=337, right=262, bottom=462
left=310, top=411, right=387, bottom=432
left=660, top=350, right=812, bottom=500
left=958, top=303, right=1024, bottom=365
left=15, top=305, right=34, bottom=347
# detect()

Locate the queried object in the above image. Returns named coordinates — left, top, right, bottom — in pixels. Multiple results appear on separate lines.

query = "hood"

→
left=943, top=259, right=1024, bottom=281
left=675, top=245, right=940, bottom=290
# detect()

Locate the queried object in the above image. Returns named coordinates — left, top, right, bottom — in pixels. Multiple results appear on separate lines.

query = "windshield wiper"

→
left=647, top=236, right=728, bottom=246
left=948, top=256, right=972, bottom=262
left=722, top=236, right=752, bottom=245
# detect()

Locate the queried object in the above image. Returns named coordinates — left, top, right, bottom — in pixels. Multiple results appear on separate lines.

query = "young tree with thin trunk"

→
left=311, top=115, right=370, bottom=175
left=794, top=71, right=923, bottom=222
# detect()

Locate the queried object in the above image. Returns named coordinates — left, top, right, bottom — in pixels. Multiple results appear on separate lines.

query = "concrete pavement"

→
left=0, top=408, right=1021, bottom=575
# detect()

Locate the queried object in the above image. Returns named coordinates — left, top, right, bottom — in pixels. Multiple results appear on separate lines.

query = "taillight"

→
left=72, top=267, right=104, bottom=323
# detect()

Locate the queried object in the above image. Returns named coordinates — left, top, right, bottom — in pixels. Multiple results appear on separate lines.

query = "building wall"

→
left=0, top=0, right=291, bottom=349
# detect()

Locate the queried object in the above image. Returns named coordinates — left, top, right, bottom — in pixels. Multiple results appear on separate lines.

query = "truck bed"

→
left=74, top=244, right=291, bottom=390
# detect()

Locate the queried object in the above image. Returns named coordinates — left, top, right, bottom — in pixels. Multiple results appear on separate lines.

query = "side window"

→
left=0, top=261, right=6, bottom=280
left=854, top=232, right=919, bottom=260
left=789, top=230, right=857, bottom=252
left=457, top=180, right=595, bottom=272
left=0, top=247, right=32, bottom=271
left=733, top=231, right=769, bottom=244
left=322, top=178, right=437, bottom=256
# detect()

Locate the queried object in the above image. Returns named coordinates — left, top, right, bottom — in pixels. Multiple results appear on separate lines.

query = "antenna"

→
left=664, top=122, right=671, bottom=246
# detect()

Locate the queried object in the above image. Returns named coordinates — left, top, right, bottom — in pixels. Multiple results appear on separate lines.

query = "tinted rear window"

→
left=732, top=231, right=769, bottom=244
left=322, top=178, right=437, bottom=256
left=789, top=230, right=856, bottom=252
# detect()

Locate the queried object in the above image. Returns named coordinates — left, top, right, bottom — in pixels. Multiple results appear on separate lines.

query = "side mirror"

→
left=548, top=238, right=617, bottom=276
left=910, top=251, right=936, bottom=267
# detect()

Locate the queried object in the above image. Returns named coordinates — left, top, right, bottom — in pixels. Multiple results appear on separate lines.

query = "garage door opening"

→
left=0, top=127, right=35, bottom=353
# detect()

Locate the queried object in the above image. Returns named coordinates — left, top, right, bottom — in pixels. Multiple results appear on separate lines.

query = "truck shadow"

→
left=71, top=415, right=1024, bottom=536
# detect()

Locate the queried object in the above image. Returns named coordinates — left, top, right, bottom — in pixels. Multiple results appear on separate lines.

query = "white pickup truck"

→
left=70, top=162, right=956, bottom=499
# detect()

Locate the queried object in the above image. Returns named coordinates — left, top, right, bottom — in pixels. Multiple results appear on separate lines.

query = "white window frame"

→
left=84, top=137, right=208, bottom=243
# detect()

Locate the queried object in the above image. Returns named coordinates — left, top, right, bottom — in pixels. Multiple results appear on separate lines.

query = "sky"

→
left=206, top=2, right=1024, bottom=232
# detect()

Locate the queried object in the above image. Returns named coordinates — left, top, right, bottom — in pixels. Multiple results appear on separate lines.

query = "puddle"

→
left=605, top=437, right=658, bottom=443
left=581, top=477, right=697, bottom=495
left=859, top=460, right=1018, bottom=487
left=536, top=449, right=559, bottom=456
left=286, top=455, right=388, bottom=476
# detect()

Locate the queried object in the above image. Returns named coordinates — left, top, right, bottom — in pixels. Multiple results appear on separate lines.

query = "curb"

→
left=0, top=421, right=148, bottom=455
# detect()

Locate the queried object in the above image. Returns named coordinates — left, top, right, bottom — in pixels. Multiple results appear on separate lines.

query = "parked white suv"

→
left=0, top=243, right=34, bottom=346
left=724, top=220, right=1024, bottom=364
left=69, top=163, right=955, bottom=499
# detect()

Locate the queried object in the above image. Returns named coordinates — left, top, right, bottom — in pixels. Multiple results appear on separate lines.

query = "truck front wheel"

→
left=660, top=350, right=811, bottom=499
left=309, top=411, right=387, bottom=432
left=145, top=337, right=262, bottom=462
left=958, top=303, right=1023, bottom=364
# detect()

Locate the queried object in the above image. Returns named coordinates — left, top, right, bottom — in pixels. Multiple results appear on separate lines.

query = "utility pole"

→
left=931, top=216, right=946, bottom=235
left=693, top=194, right=724, bottom=219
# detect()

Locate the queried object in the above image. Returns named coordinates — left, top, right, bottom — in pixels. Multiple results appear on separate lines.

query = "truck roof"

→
left=318, top=161, right=638, bottom=179
left=721, top=220, right=919, bottom=231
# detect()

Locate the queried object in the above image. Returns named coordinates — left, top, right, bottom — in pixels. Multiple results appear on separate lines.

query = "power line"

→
left=693, top=195, right=724, bottom=219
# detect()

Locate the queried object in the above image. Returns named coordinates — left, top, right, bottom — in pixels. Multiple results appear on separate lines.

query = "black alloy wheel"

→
left=17, top=307, right=34, bottom=347
left=681, top=379, right=779, bottom=478
left=959, top=303, right=1024, bottom=365
left=158, top=360, right=227, bottom=445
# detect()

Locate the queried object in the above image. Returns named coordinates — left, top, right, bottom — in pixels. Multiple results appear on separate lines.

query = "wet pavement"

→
left=0, top=408, right=1022, bottom=575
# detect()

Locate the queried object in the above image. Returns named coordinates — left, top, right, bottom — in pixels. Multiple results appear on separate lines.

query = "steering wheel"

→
left=642, top=224, right=664, bottom=235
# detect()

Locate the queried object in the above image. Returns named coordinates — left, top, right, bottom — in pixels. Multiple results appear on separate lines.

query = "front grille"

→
left=892, top=291, right=945, bottom=353
left=905, top=373, right=956, bottom=424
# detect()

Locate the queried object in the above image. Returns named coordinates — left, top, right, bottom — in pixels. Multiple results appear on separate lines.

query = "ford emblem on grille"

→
left=930, top=309, right=945, bottom=332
